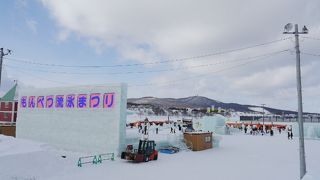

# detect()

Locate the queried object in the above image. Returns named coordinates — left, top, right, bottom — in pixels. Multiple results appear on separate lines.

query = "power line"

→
left=9, top=67, right=72, bottom=85
left=4, top=49, right=290, bottom=75
left=300, top=52, right=320, bottom=57
left=3, top=38, right=291, bottom=68
left=129, top=50, right=283, bottom=87
left=301, top=36, right=320, bottom=41
left=8, top=49, right=284, bottom=88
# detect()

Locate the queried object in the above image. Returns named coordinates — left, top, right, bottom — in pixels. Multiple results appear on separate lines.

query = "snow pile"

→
left=0, top=135, right=43, bottom=157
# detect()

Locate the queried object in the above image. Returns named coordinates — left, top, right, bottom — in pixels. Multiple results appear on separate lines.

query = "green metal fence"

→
left=78, top=153, right=114, bottom=167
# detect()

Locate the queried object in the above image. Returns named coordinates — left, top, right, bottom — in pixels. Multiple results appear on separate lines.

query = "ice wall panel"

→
left=16, top=84, right=127, bottom=154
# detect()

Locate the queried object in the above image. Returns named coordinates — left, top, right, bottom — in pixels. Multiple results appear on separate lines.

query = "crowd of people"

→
left=226, top=123, right=294, bottom=140
left=129, top=118, right=184, bottom=136
left=129, top=118, right=295, bottom=140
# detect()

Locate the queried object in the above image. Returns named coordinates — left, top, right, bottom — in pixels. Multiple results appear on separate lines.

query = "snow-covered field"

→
left=1, top=129, right=320, bottom=180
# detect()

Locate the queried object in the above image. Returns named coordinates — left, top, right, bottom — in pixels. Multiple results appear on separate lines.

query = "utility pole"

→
left=261, top=104, right=265, bottom=125
left=0, top=48, right=12, bottom=86
left=283, top=23, right=308, bottom=179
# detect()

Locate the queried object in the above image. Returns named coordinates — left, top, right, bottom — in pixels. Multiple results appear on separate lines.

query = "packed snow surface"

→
left=1, top=130, right=320, bottom=180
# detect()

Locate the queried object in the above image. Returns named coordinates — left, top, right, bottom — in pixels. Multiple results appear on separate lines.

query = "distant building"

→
left=0, top=101, right=18, bottom=124
left=0, top=83, right=18, bottom=137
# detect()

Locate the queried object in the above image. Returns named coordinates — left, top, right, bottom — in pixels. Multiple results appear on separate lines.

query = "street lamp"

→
left=283, top=23, right=307, bottom=179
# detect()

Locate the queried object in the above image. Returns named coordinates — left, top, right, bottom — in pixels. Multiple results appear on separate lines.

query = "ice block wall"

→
left=16, top=84, right=127, bottom=154
left=193, top=115, right=226, bottom=134
left=292, top=122, right=320, bottom=139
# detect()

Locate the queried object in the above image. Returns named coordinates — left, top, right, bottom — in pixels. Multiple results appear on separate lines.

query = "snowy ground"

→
left=1, top=130, right=320, bottom=180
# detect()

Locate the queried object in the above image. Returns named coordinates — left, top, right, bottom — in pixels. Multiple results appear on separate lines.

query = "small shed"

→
left=0, top=83, right=18, bottom=137
left=0, top=126, right=16, bottom=137
left=183, top=132, right=213, bottom=151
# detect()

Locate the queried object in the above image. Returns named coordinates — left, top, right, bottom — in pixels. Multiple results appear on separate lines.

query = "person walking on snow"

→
left=287, top=125, right=293, bottom=139
left=270, top=128, right=274, bottom=136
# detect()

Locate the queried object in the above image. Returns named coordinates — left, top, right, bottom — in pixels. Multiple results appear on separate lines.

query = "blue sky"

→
left=0, top=0, right=159, bottom=88
left=1, top=0, right=320, bottom=112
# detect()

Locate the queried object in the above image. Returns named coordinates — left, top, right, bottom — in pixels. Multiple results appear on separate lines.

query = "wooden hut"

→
left=183, top=132, right=213, bottom=151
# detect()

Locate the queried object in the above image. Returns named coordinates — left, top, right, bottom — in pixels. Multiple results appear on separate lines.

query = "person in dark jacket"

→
left=287, top=125, right=293, bottom=139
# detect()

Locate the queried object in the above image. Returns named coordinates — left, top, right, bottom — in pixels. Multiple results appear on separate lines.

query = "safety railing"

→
left=78, top=153, right=114, bottom=167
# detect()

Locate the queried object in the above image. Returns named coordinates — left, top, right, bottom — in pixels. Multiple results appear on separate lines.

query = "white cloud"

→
left=39, top=0, right=320, bottom=112
left=26, top=19, right=38, bottom=34
left=57, top=30, right=70, bottom=41
left=232, top=66, right=296, bottom=91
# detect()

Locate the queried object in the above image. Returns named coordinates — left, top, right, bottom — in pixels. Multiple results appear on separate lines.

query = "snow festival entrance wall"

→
left=16, top=84, right=127, bottom=154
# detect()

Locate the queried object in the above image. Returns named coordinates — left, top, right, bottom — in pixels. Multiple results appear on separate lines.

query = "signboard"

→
left=16, top=84, right=127, bottom=154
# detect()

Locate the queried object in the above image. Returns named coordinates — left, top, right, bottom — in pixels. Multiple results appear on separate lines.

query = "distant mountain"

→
left=128, top=96, right=299, bottom=115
